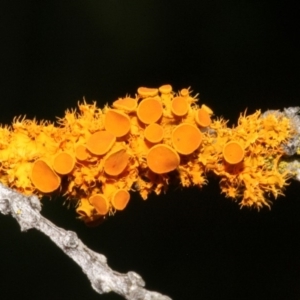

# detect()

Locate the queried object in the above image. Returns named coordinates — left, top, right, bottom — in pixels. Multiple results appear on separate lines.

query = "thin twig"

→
left=0, top=183, right=171, bottom=300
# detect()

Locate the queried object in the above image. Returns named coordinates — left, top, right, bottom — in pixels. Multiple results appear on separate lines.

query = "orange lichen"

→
left=75, top=144, right=89, bottom=161
left=113, top=97, right=137, bottom=112
left=147, top=144, right=180, bottom=174
left=111, top=189, right=130, bottom=210
left=159, top=84, right=172, bottom=94
left=0, top=84, right=295, bottom=224
left=180, top=88, right=189, bottom=97
left=137, top=98, right=163, bottom=124
left=53, top=152, right=75, bottom=175
left=31, top=160, right=61, bottom=193
left=103, top=148, right=129, bottom=176
left=89, top=194, right=109, bottom=215
left=137, top=87, right=159, bottom=98
left=171, top=97, right=189, bottom=117
left=86, top=130, right=116, bottom=155
left=104, top=109, right=131, bottom=137
left=222, top=141, right=245, bottom=164
left=172, top=124, right=202, bottom=155
left=195, top=107, right=212, bottom=127
left=144, top=123, right=164, bottom=144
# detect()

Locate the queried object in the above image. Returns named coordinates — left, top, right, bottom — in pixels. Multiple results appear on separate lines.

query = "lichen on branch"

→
left=0, top=85, right=300, bottom=225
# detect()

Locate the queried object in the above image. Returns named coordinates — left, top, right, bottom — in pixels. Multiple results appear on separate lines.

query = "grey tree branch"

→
left=0, top=183, right=171, bottom=300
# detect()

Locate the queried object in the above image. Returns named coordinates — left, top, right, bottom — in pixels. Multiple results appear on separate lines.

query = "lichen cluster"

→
left=0, top=85, right=294, bottom=224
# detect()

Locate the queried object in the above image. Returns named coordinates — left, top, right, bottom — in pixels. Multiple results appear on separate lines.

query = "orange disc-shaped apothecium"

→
left=159, top=84, right=172, bottom=94
left=137, top=98, right=163, bottom=124
left=172, top=123, right=202, bottom=155
left=86, top=130, right=116, bottom=156
left=171, top=96, right=189, bottom=117
left=223, top=141, right=245, bottom=164
left=180, top=88, right=189, bottom=97
left=195, top=107, right=212, bottom=128
left=75, top=144, right=89, bottom=161
left=104, top=109, right=131, bottom=137
left=111, top=189, right=130, bottom=211
left=104, top=148, right=129, bottom=176
left=112, top=97, right=137, bottom=112
left=144, top=123, right=164, bottom=144
left=137, top=87, right=158, bottom=98
left=31, top=160, right=61, bottom=193
left=53, top=152, right=75, bottom=175
left=147, top=144, right=180, bottom=174
left=89, top=194, right=109, bottom=215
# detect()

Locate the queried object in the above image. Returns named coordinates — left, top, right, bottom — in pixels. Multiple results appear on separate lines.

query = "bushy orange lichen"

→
left=0, top=85, right=295, bottom=224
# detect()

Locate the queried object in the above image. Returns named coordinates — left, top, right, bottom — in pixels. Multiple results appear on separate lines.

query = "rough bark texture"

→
left=0, top=183, right=171, bottom=300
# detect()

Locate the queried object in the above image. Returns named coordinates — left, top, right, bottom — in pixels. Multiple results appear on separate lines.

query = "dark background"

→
left=1, top=1, right=300, bottom=299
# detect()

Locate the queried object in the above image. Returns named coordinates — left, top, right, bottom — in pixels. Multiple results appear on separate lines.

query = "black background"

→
left=1, top=1, right=300, bottom=299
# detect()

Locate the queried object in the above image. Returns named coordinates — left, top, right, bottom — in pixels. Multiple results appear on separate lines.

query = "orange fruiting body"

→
left=89, top=194, right=109, bottom=215
left=104, top=110, right=131, bottom=137
left=137, top=98, right=163, bottom=124
left=195, top=107, right=212, bottom=127
left=113, top=97, right=137, bottom=112
left=144, top=123, right=164, bottom=144
left=31, top=160, right=61, bottom=193
left=147, top=144, right=180, bottom=174
left=159, top=84, right=172, bottom=94
left=172, top=124, right=202, bottom=155
left=104, top=148, right=129, bottom=176
left=53, top=152, right=75, bottom=175
left=171, top=97, right=189, bottom=117
left=86, top=130, right=116, bottom=156
left=223, top=141, right=245, bottom=164
left=137, top=87, right=158, bottom=98
left=111, top=189, right=130, bottom=210
left=75, top=145, right=89, bottom=161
